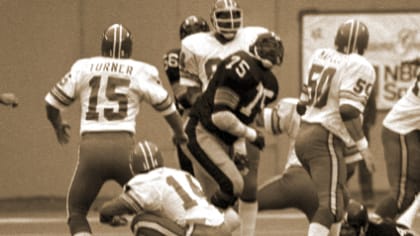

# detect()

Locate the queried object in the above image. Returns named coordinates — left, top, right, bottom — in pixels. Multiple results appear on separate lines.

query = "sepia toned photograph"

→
left=0, top=0, right=419, bottom=235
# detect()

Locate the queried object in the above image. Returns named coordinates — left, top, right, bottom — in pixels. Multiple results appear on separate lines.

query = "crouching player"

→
left=99, top=140, right=240, bottom=236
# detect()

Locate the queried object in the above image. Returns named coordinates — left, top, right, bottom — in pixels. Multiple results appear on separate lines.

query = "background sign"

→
left=301, top=12, right=420, bottom=110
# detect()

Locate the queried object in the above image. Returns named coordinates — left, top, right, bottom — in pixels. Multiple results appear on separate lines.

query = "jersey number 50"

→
left=306, top=64, right=336, bottom=108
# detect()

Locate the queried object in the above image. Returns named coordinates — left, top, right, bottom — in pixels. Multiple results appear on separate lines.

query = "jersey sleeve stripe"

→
left=153, top=95, right=173, bottom=112
left=50, top=86, right=74, bottom=106
left=339, top=90, right=367, bottom=106
left=214, top=87, right=240, bottom=110
left=122, top=190, right=144, bottom=212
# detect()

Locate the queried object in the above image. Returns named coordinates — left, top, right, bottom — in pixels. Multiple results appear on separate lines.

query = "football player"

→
left=340, top=200, right=417, bottom=236
left=371, top=58, right=420, bottom=232
left=0, top=92, right=18, bottom=107
left=163, top=15, right=210, bottom=176
left=179, top=1, right=279, bottom=235
left=45, top=24, right=187, bottom=236
left=182, top=31, right=283, bottom=235
left=295, top=19, right=376, bottom=236
left=99, top=140, right=240, bottom=236
left=256, top=97, right=364, bottom=221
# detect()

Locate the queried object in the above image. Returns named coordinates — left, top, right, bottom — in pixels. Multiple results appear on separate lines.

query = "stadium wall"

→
left=0, top=0, right=419, bottom=200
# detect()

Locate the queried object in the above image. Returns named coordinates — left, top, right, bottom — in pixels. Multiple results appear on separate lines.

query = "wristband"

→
left=356, top=137, right=368, bottom=151
left=244, top=127, right=257, bottom=142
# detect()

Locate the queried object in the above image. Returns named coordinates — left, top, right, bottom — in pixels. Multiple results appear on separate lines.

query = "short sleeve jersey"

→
left=179, top=26, right=269, bottom=92
left=122, top=167, right=224, bottom=227
left=45, top=56, right=175, bottom=134
left=300, top=48, right=376, bottom=146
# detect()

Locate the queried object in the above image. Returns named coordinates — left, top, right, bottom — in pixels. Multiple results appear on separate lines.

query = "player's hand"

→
left=0, top=93, right=18, bottom=107
left=55, top=121, right=71, bottom=145
left=233, top=153, right=249, bottom=176
left=172, top=132, right=188, bottom=145
left=360, top=148, right=375, bottom=174
left=108, top=215, right=128, bottom=227
left=250, top=130, right=265, bottom=150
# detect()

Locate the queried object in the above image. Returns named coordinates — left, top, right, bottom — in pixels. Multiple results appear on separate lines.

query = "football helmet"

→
left=129, top=140, right=164, bottom=174
left=210, top=0, right=243, bottom=40
left=345, top=199, right=369, bottom=235
left=179, top=15, right=210, bottom=40
left=335, top=19, right=369, bottom=55
left=101, top=24, right=132, bottom=58
left=250, top=32, right=284, bottom=68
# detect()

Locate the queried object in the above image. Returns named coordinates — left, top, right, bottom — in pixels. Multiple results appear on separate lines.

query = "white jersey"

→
left=123, top=167, right=224, bottom=227
left=300, top=48, right=376, bottom=147
left=262, top=97, right=362, bottom=170
left=383, top=78, right=420, bottom=134
left=45, top=56, right=175, bottom=134
left=180, top=26, right=268, bottom=91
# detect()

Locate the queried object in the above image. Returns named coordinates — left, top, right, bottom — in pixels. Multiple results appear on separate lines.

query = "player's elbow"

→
left=339, top=104, right=361, bottom=121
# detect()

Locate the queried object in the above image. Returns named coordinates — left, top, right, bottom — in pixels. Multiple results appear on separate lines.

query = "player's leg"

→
left=130, top=213, right=185, bottom=236
left=238, top=142, right=260, bottom=236
left=67, top=134, right=107, bottom=235
left=257, top=165, right=318, bottom=221
left=295, top=124, right=347, bottom=236
left=374, top=128, right=419, bottom=220
left=176, top=144, right=195, bottom=175
left=185, top=118, right=243, bottom=208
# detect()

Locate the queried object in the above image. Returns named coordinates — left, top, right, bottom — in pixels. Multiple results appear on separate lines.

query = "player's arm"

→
left=178, top=43, right=203, bottom=106
left=163, top=49, right=191, bottom=110
left=141, top=80, right=187, bottom=145
left=99, top=189, right=141, bottom=227
left=211, top=84, right=264, bottom=149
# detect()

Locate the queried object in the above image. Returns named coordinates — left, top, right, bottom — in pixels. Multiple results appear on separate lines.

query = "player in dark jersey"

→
left=163, top=16, right=210, bottom=176
left=182, top=32, right=283, bottom=213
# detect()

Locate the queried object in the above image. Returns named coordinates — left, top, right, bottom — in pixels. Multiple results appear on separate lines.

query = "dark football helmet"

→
left=335, top=19, right=369, bottom=55
left=250, top=32, right=284, bottom=68
left=101, top=24, right=132, bottom=58
left=345, top=199, right=369, bottom=235
left=210, top=0, right=242, bottom=40
left=179, top=15, right=210, bottom=40
left=129, top=140, right=164, bottom=174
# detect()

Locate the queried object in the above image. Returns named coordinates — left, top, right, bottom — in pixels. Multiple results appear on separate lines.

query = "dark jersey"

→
left=190, top=50, right=279, bottom=145
left=163, top=48, right=185, bottom=112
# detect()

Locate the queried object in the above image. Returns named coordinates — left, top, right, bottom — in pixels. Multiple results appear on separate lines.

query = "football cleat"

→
left=335, top=19, right=369, bottom=55
left=210, top=0, right=242, bottom=40
left=179, top=15, right=210, bottom=40
left=101, top=24, right=132, bottom=58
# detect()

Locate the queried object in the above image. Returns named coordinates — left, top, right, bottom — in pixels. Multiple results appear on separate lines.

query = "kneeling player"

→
left=99, top=140, right=240, bottom=236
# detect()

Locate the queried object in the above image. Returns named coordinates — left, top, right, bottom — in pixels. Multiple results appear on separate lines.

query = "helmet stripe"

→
left=351, top=21, right=360, bottom=54
left=143, top=141, right=157, bottom=168
left=138, top=142, right=150, bottom=170
left=346, top=20, right=355, bottom=53
left=118, top=24, right=123, bottom=58
left=112, top=25, right=117, bottom=58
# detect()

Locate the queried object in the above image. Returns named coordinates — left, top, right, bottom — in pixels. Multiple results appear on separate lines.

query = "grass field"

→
left=0, top=197, right=418, bottom=235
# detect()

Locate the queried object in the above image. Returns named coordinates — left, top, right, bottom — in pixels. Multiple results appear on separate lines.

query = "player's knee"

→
left=131, top=213, right=185, bottom=236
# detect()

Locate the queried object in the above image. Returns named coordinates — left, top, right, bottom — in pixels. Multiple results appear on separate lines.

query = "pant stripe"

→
left=397, top=134, right=408, bottom=208
left=327, top=132, right=338, bottom=215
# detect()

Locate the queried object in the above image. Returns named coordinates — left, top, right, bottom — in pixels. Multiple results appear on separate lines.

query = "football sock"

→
left=397, top=194, right=420, bottom=228
left=239, top=200, right=258, bottom=236
left=329, top=221, right=342, bottom=236
left=308, top=222, right=329, bottom=236
left=73, top=232, right=92, bottom=236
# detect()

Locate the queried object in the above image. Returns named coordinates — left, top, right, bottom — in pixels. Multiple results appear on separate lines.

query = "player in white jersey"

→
left=372, top=58, right=420, bottom=232
left=295, top=19, right=376, bottom=236
left=179, top=1, right=277, bottom=235
left=99, top=140, right=240, bottom=236
left=45, top=24, right=187, bottom=236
